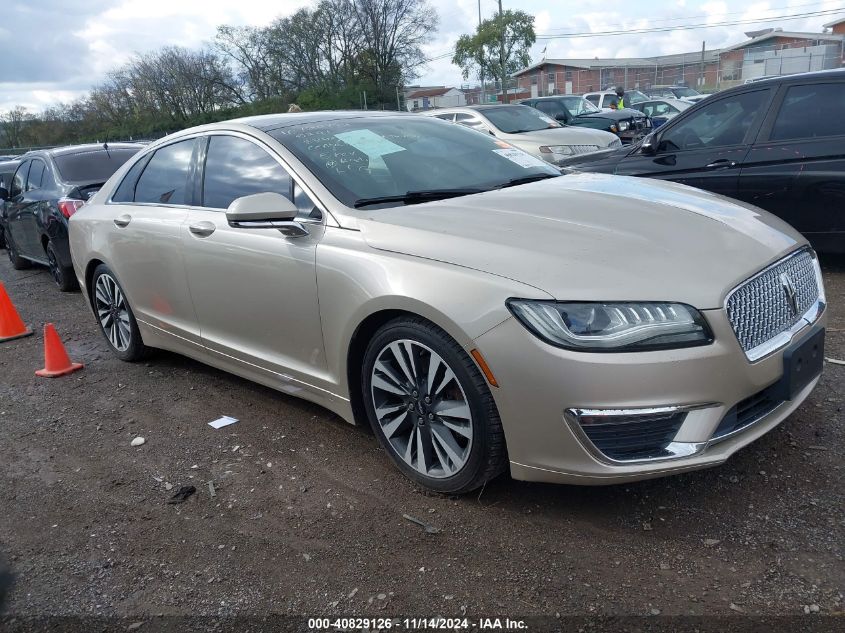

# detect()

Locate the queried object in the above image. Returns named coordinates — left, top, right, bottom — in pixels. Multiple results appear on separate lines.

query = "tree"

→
left=0, top=106, right=35, bottom=148
left=452, top=10, right=535, bottom=102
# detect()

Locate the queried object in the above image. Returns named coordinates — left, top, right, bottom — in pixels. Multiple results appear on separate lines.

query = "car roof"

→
left=233, top=110, right=416, bottom=132
left=734, top=67, right=845, bottom=87
left=24, top=143, right=146, bottom=160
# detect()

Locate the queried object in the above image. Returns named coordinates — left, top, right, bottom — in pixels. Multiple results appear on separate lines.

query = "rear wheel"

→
left=6, top=235, right=31, bottom=270
left=362, top=317, right=507, bottom=494
left=46, top=241, right=77, bottom=292
left=91, top=264, right=147, bottom=361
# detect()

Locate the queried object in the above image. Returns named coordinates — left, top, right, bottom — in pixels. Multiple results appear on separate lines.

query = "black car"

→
left=558, top=69, right=845, bottom=253
left=0, top=157, right=23, bottom=249
left=519, top=95, right=651, bottom=144
left=0, top=143, right=142, bottom=289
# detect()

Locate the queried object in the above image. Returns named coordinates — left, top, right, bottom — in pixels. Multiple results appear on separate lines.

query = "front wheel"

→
left=362, top=317, right=507, bottom=494
left=91, top=264, right=148, bottom=361
left=46, top=241, right=78, bottom=292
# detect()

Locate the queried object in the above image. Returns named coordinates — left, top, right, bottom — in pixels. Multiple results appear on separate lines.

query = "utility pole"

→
left=396, top=85, right=401, bottom=111
left=699, top=41, right=705, bottom=88
left=478, top=0, right=485, bottom=104
left=498, top=0, right=507, bottom=103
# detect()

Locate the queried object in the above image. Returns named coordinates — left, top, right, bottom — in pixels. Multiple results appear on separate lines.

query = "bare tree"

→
left=0, top=106, right=35, bottom=147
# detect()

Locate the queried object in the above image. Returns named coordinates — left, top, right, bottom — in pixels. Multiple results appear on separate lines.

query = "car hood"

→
left=576, top=109, right=644, bottom=122
left=499, top=127, right=616, bottom=149
left=356, top=174, right=803, bottom=309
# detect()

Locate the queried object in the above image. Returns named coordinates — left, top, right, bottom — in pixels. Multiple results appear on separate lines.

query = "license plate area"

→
left=781, top=327, right=825, bottom=400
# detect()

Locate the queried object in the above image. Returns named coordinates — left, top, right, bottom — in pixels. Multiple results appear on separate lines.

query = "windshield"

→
left=672, top=87, right=700, bottom=98
left=54, top=148, right=140, bottom=183
left=481, top=105, right=561, bottom=134
left=559, top=97, right=601, bottom=115
left=625, top=90, right=649, bottom=105
left=269, top=117, right=559, bottom=209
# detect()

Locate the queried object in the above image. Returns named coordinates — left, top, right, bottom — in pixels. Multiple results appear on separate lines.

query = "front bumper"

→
left=474, top=307, right=825, bottom=485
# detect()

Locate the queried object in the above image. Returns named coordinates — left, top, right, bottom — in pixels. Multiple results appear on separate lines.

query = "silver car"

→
left=425, top=104, right=621, bottom=166
left=69, top=112, right=826, bottom=494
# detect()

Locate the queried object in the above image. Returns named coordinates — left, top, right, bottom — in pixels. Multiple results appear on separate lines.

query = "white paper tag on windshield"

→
left=493, top=148, right=549, bottom=169
left=335, top=129, right=405, bottom=158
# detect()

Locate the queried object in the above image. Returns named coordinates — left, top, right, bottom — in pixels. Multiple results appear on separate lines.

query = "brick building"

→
left=513, top=26, right=845, bottom=96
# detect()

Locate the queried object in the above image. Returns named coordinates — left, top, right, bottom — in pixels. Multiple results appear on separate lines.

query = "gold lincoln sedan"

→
left=68, top=112, right=826, bottom=494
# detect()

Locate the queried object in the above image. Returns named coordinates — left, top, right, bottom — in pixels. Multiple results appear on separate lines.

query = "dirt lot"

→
left=0, top=253, right=843, bottom=629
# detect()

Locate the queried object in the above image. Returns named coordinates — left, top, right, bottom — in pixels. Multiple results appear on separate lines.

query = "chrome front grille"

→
left=726, top=249, right=820, bottom=360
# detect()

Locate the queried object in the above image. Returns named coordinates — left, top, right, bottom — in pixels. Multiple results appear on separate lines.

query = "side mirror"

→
left=226, top=192, right=309, bottom=237
left=640, top=133, right=657, bottom=155
left=555, top=113, right=567, bottom=122
left=0, top=187, right=7, bottom=201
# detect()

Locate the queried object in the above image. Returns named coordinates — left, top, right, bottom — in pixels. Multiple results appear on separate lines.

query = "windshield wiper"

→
left=495, top=173, right=560, bottom=189
left=353, top=188, right=486, bottom=208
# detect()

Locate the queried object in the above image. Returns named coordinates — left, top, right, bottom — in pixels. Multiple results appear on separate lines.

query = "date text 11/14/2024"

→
left=307, top=617, right=529, bottom=630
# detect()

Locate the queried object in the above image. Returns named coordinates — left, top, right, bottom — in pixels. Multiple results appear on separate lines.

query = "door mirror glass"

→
left=226, top=192, right=298, bottom=223
left=640, top=132, right=657, bottom=155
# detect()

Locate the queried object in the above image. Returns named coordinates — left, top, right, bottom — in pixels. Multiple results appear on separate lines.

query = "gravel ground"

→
left=0, top=252, right=842, bottom=628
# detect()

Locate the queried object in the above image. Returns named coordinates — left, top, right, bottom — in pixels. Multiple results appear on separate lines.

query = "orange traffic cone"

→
left=0, top=282, right=33, bottom=342
left=35, top=323, right=83, bottom=378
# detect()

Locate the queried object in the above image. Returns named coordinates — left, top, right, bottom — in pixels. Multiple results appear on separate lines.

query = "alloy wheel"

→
left=46, top=247, right=62, bottom=287
left=94, top=273, right=131, bottom=351
left=370, top=339, right=473, bottom=479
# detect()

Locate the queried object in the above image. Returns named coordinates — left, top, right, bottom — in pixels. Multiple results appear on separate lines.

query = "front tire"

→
left=91, top=264, right=147, bottom=361
left=362, top=317, right=507, bottom=494
left=46, top=241, right=78, bottom=292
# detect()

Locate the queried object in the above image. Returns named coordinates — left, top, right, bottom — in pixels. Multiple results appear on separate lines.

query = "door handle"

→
left=113, top=214, right=131, bottom=228
left=704, top=159, right=737, bottom=170
left=189, top=221, right=216, bottom=238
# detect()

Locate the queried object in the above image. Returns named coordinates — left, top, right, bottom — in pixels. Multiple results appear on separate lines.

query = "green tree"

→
left=452, top=10, right=535, bottom=103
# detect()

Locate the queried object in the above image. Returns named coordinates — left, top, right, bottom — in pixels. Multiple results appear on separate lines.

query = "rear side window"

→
left=201, top=135, right=292, bottom=209
left=26, top=160, right=46, bottom=191
left=770, top=82, right=845, bottom=141
left=10, top=161, right=29, bottom=197
left=111, top=155, right=151, bottom=203
left=660, top=89, right=770, bottom=151
left=54, top=149, right=139, bottom=182
left=134, top=139, right=195, bottom=205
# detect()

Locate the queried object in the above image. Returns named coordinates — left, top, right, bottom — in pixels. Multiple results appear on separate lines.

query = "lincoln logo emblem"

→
left=780, top=273, right=799, bottom=316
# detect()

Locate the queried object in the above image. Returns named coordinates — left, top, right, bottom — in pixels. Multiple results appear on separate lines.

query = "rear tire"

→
left=46, top=241, right=78, bottom=292
left=6, top=235, right=30, bottom=270
left=362, top=317, right=507, bottom=494
left=91, top=264, right=148, bottom=362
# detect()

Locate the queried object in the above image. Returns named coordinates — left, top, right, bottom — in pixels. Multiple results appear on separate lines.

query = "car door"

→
left=19, top=158, right=50, bottom=259
left=736, top=79, right=845, bottom=249
left=5, top=160, right=33, bottom=256
left=106, top=137, right=201, bottom=344
left=614, top=88, right=773, bottom=197
left=181, top=133, right=327, bottom=384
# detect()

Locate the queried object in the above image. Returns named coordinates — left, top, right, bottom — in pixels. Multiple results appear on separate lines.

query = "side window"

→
left=10, top=161, right=29, bottom=198
left=586, top=95, right=600, bottom=106
left=660, top=89, right=770, bottom=151
left=134, top=139, right=195, bottom=205
left=770, top=82, right=845, bottom=141
left=111, top=154, right=152, bottom=203
left=202, top=135, right=291, bottom=209
left=433, top=114, right=455, bottom=122
left=293, top=182, right=322, bottom=221
left=26, top=160, right=46, bottom=191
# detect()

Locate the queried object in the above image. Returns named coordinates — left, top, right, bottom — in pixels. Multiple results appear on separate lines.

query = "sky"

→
left=1, top=0, right=843, bottom=113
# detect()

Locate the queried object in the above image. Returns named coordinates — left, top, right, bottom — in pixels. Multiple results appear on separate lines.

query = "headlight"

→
left=539, top=145, right=575, bottom=156
left=617, top=120, right=630, bottom=132
left=507, top=300, right=713, bottom=352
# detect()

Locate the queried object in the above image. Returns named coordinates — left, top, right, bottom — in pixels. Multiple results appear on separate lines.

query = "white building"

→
left=405, top=87, right=466, bottom=112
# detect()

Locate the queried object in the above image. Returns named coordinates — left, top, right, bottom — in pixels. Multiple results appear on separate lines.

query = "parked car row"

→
left=518, top=96, right=651, bottom=144
left=560, top=69, right=845, bottom=254
left=0, top=144, right=143, bottom=289
left=1, top=73, right=831, bottom=495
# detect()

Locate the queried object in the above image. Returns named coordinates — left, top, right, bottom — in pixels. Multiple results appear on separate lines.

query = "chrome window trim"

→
left=105, top=129, right=337, bottom=228
left=564, top=403, right=718, bottom=466
left=723, top=247, right=826, bottom=362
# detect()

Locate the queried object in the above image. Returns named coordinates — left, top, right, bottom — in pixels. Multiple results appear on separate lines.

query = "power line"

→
left=535, top=8, right=845, bottom=39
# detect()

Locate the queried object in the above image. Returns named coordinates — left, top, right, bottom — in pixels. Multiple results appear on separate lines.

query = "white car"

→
left=425, top=105, right=620, bottom=167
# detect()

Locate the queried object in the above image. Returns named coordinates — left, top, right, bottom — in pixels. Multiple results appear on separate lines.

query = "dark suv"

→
left=558, top=69, right=845, bottom=253
left=0, top=143, right=142, bottom=289
left=0, top=157, right=22, bottom=249
left=519, top=95, right=651, bottom=144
